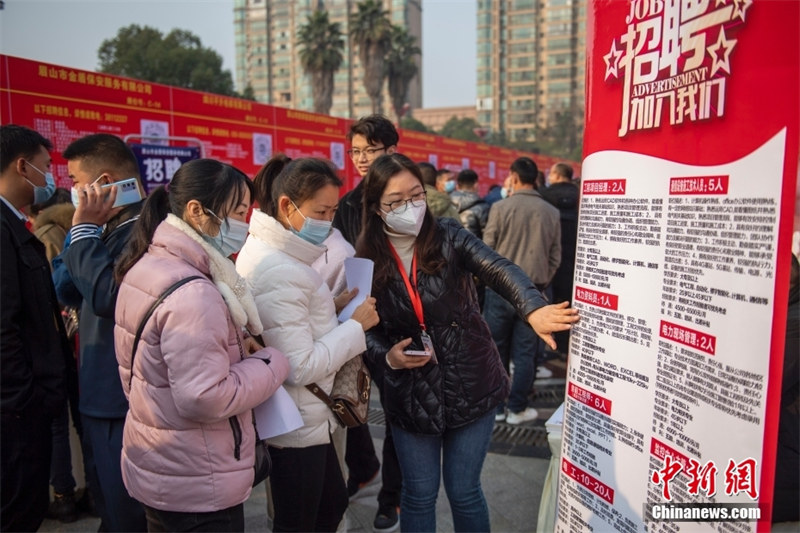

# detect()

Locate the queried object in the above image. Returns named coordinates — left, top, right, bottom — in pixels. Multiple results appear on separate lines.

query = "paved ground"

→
left=40, top=364, right=568, bottom=533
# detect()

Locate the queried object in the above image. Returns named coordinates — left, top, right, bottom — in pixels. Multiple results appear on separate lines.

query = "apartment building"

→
left=476, top=0, right=586, bottom=143
left=234, top=0, right=422, bottom=119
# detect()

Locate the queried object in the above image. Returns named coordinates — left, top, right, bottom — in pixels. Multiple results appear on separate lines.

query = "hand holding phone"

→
left=101, top=177, right=144, bottom=208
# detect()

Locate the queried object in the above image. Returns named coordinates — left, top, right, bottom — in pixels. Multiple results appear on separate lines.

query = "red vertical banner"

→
left=557, top=1, right=799, bottom=532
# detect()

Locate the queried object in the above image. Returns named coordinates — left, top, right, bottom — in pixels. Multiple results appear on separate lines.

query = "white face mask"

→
left=382, top=202, right=427, bottom=236
left=70, top=175, right=104, bottom=208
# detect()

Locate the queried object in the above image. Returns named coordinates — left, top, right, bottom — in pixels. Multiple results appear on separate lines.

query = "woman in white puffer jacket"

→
left=236, top=155, right=379, bottom=533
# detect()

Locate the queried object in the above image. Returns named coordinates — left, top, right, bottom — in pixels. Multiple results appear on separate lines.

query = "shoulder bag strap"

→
left=306, top=383, right=335, bottom=408
left=129, top=275, right=203, bottom=388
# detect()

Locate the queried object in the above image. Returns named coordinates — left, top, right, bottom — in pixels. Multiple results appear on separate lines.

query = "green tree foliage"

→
left=298, top=10, right=344, bottom=115
left=350, top=0, right=392, bottom=114
left=399, top=116, right=432, bottom=133
left=533, top=110, right=584, bottom=161
left=439, top=116, right=483, bottom=142
left=386, top=25, right=420, bottom=121
left=98, top=24, right=237, bottom=97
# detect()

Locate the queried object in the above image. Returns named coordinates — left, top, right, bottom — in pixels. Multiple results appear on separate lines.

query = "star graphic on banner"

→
left=604, top=39, right=623, bottom=80
left=707, top=27, right=738, bottom=76
left=731, top=0, right=753, bottom=21
left=715, top=0, right=727, bottom=6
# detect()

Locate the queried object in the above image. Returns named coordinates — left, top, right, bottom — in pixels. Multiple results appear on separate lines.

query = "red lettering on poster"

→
left=669, top=175, right=729, bottom=195
left=574, top=286, right=619, bottom=310
left=568, top=382, right=613, bottom=415
left=659, top=320, right=716, bottom=355
left=650, top=437, right=691, bottom=474
left=582, top=179, right=627, bottom=195
left=562, top=458, right=615, bottom=504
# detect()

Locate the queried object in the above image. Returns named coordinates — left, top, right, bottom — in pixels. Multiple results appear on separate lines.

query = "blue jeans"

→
left=391, top=411, right=495, bottom=532
left=483, top=288, right=541, bottom=414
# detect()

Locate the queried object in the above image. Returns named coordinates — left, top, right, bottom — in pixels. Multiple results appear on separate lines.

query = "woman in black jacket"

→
left=357, top=154, right=579, bottom=532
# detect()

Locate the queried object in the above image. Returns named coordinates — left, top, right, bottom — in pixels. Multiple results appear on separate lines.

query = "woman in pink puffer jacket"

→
left=113, top=159, right=289, bottom=532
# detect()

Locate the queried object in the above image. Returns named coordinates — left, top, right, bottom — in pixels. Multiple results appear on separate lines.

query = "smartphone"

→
left=101, top=177, right=143, bottom=208
left=403, top=349, right=432, bottom=357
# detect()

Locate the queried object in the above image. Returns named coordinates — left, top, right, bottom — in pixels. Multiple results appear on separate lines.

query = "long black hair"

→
left=114, top=158, right=252, bottom=282
left=252, top=155, right=342, bottom=218
left=355, top=153, right=445, bottom=290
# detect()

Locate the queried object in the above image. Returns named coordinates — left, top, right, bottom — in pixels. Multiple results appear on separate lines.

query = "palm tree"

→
left=298, top=9, right=344, bottom=115
left=349, top=0, right=392, bottom=114
left=386, top=25, right=420, bottom=122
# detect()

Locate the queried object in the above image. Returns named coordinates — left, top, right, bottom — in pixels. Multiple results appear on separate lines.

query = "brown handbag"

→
left=306, top=355, right=371, bottom=428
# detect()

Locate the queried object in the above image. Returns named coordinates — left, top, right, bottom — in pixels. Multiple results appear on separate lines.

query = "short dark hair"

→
left=436, top=168, right=453, bottom=179
left=62, top=134, right=139, bottom=178
left=552, top=162, right=573, bottom=180
left=457, top=169, right=478, bottom=186
left=0, top=124, right=52, bottom=173
left=253, top=156, right=342, bottom=218
left=510, top=157, right=538, bottom=185
left=417, top=162, right=437, bottom=187
left=347, top=114, right=399, bottom=148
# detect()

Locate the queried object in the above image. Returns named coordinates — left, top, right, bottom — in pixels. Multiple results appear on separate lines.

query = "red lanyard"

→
left=388, top=241, right=426, bottom=331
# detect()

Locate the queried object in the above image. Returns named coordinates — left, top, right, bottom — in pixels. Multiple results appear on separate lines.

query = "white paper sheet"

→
left=336, top=257, right=374, bottom=323
left=252, top=385, right=303, bottom=440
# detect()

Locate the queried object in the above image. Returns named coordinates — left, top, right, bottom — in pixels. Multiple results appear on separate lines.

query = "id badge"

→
left=420, top=330, right=438, bottom=364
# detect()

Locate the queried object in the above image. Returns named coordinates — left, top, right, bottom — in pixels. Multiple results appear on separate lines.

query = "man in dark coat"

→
left=0, top=124, right=68, bottom=531
left=541, top=162, right=580, bottom=355
left=53, top=134, right=147, bottom=531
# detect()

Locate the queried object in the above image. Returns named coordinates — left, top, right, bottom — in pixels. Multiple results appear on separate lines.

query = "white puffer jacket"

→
left=235, top=210, right=366, bottom=447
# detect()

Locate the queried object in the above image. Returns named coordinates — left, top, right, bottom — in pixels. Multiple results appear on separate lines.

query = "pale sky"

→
left=0, top=0, right=476, bottom=108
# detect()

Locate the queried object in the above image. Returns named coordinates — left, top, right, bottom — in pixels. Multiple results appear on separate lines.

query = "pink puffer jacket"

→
left=114, top=221, right=289, bottom=512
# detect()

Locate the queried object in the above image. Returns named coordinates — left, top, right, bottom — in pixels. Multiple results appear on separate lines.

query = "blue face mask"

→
left=444, top=180, right=456, bottom=194
left=288, top=201, right=332, bottom=246
left=500, top=187, right=509, bottom=199
left=24, top=161, right=56, bottom=205
left=203, top=208, right=250, bottom=256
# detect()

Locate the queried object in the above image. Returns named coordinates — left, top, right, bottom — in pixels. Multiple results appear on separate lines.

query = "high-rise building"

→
left=476, top=0, right=586, bottom=143
left=234, top=0, right=422, bottom=119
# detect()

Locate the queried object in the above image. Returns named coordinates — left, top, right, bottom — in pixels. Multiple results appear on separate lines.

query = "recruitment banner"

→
left=129, top=144, right=201, bottom=194
left=557, top=1, right=798, bottom=532
left=0, top=54, right=575, bottom=193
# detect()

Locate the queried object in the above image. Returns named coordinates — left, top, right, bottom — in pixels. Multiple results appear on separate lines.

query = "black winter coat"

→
left=332, top=181, right=363, bottom=246
left=1, top=202, right=68, bottom=418
left=365, top=218, right=548, bottom=434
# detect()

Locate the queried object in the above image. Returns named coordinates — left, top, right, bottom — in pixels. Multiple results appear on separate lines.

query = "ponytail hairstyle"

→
left=355, top=153, right=445, bottom=290
left=253, top=155, right=342, bottom=218
left=114, top=158, right=252, bottom=282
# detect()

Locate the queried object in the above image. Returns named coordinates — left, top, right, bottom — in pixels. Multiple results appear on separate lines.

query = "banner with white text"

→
left=556, top=1, right=798, bottom=532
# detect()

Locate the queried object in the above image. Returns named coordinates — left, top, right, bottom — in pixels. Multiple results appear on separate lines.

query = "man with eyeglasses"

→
left=332, top=114, right=402, bottom=532
left=334, top=115, right=398, bottom=245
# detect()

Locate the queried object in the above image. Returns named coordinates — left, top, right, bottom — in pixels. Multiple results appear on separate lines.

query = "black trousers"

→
left=269, top=441, right=348, bottom=532
left=144, top=503, right=244, bottom=532
left=1, top=412, right=53, bottom=532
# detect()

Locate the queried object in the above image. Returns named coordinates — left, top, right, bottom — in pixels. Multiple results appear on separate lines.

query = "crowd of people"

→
left=3, top=115, right=795, bottom=533
left=0, top=116, right=581, bottom=533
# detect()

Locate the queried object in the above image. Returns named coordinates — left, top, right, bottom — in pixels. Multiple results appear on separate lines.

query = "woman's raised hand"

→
left=526, top=301, right=580, bottom=351
left=351, top=296, right=380, bottom=331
